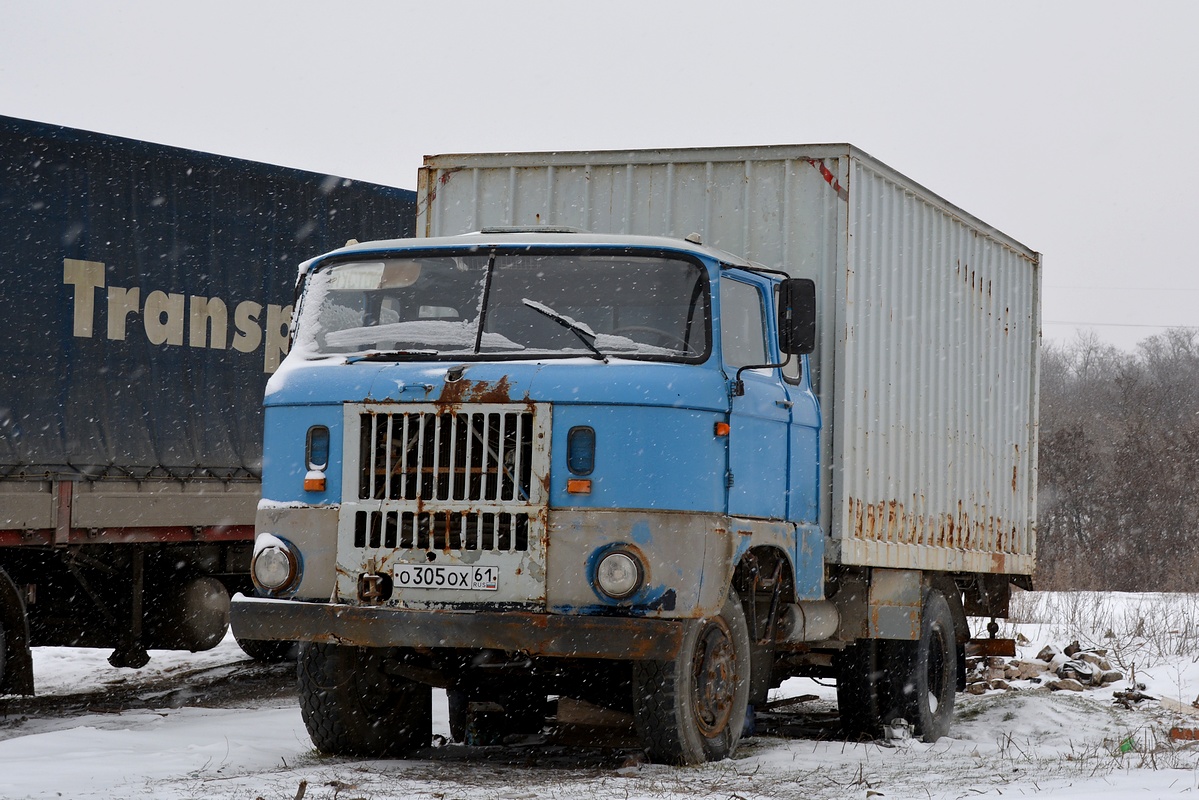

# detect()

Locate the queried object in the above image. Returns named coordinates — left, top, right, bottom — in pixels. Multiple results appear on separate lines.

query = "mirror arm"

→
left=733, top=353, right=793, bottom=397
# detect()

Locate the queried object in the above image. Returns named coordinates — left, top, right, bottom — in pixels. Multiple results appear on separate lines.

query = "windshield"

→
left=292, top=250, right=711, bottom=362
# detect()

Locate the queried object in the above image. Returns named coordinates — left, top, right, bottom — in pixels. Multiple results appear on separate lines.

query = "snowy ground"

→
left=4, top=592, right=1199, bottom=799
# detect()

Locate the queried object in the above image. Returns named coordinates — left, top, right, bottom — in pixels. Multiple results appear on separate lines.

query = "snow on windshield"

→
left=325, top=319, right=521, bottom=351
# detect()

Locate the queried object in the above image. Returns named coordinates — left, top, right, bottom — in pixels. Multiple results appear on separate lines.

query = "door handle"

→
left=775, top=400, right=794, bottom=409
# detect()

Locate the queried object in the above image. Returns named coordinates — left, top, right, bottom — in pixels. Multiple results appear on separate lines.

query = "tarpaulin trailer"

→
left=0, top=115, right=415, bottom=692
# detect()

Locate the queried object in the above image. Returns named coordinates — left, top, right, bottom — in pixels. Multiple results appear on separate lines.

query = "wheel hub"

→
left=926, top=624, right=948, bottom=714
left=692, top=619, right=736, bottom=736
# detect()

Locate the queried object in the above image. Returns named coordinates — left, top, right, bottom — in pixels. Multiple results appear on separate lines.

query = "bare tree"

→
left=1036, top=328, right=1199, bottom=591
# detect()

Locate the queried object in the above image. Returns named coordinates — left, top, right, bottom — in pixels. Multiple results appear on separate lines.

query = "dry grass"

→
left=1000, top=591, right=1199, bottom=670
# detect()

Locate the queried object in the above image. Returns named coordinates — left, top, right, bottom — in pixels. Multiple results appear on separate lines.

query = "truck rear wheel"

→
left=632, top=591, right=751, bottom=765
left=298, top=643, right=431, bottom=757
left=890, top=590, right=957, bottom=741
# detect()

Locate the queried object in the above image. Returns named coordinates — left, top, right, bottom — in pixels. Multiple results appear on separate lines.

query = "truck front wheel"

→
left=890, top=590, right=958, bottom=741
left=632, top=591, right=751, bottom=765
left=298, top=643, right=431, bottom=757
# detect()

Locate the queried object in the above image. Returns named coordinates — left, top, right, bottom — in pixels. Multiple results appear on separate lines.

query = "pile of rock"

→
left=965, top=641, right=1125, bottom=695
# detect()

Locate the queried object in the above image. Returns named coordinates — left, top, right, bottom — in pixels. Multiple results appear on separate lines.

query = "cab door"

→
left=721, top=276, right=788, bottom=519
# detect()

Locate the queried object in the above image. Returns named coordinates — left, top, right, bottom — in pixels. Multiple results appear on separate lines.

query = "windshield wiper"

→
left=521, top=299, right=608, bottom=363
left=346, top=350, right=438, bottom=363
left=474, top=251, right=497, bottom=354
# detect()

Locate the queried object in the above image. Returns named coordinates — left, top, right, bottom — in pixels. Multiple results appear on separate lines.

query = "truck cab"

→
left=233, top=229, right=841, bottom=764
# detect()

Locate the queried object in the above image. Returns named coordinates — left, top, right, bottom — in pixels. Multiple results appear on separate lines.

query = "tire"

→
left=0, top=618, right=6, bottom=688
left=632, top=590, right=752, bottom=765
left=835, top=638, right=892, bottom=739
left=889, top=590, right=958, bottom=742
left=236, top=636, right=298, bottom=663
left=298, top=643, right=431, bottom=757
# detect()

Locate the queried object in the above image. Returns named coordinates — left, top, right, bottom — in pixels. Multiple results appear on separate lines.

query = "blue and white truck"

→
left=231, top=145, right=1040, bottom=764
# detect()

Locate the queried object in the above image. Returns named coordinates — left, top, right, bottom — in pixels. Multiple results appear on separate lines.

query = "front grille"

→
left=338, top=401, right=548, bottom=605
left=353, top=509, right=530, bottom=552
left=358, top=410, right=534, bottom=503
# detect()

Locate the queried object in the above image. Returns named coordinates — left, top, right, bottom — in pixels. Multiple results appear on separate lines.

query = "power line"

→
left=1045, top=285, right=1199, bottom=293
left=1044, top=320, right=1199, bottom=330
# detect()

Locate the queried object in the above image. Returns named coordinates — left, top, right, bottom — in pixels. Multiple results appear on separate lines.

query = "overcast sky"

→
left=3, top=1, right=1196, bottom=352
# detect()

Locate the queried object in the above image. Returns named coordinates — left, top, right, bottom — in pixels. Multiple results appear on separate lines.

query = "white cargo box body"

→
left=417, top=145, right=1039, bottom=577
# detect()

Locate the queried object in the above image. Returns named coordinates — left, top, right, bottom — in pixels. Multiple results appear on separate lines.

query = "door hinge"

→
left=726, top=470, right=735, bottom=488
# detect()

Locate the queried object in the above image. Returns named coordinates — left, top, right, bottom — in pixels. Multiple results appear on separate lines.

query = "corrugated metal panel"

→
left=417, top=145, right=1039, bottom=575
left=832, top=159, right=1038, bottom=574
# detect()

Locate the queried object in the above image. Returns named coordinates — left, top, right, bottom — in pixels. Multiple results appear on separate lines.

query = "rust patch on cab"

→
left=437, top=375, right=517, bottom=406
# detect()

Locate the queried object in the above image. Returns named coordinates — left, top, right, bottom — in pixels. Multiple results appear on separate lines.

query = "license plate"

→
left=393, top=564, right=499, bottom=591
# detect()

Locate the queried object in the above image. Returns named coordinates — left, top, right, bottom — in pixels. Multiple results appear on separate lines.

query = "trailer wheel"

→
left=0, top=567, right=32, bottom=695
left=298, top=642, right=431, bottom=757
left=632, top=591, right=751, bottom=765
left=891, top=590, right=958, bottom=742
left=835, top=638, right=893, bottom=739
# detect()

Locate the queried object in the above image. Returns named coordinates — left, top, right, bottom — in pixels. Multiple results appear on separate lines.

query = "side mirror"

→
left=778, top=278, right=816, bottom=355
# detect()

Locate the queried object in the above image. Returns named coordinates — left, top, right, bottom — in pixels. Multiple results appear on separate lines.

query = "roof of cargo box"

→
left=419, top=143, right=1036, bottom=258
left=423, top=143, right=859, bottom=169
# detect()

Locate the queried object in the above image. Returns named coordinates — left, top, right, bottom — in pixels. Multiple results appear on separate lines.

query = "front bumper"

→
left=231, top=594, right=686, bottom=661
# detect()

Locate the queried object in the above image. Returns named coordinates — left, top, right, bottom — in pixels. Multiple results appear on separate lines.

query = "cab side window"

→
left=720, top=278, right=767, bottom=369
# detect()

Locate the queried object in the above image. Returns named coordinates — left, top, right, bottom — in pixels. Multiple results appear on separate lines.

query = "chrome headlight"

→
left=252, top=535, right=300, bottom=594
left=595, top=550, right=643, bottom=599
